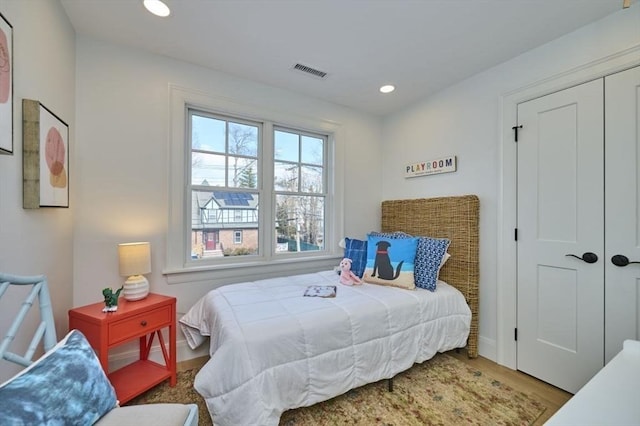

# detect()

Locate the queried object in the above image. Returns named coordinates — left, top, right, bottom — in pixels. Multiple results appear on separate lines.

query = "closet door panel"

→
left=605, top=65, right=640, bottom=363
left=517, top=78, right=604, bottom=393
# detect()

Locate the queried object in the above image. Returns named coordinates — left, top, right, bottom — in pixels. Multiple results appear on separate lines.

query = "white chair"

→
left=0, top=273, right=198, bottom=426
left=0, top=273, right=57, bottom=367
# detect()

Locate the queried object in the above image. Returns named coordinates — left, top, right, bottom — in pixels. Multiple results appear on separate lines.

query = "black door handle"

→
left=565, top=252, right=598, bottom=264
left=611, top=255, right=640, bottom=267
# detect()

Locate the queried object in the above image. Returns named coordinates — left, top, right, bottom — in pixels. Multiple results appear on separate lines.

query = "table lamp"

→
left=118, top=242, right=151, bottom=301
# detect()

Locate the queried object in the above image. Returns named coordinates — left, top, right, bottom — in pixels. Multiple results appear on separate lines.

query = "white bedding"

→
left=179, top=270, right=471, bottom=426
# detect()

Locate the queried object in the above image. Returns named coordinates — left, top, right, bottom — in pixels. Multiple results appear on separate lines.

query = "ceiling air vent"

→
left=292, top=63, right=328, bottom=79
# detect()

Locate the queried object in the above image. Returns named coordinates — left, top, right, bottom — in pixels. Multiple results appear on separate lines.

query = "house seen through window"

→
left=189, top=109, right=327, bottom=261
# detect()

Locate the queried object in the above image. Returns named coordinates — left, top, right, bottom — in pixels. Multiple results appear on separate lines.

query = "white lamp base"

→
left=123, top=275, right=149, bottom=301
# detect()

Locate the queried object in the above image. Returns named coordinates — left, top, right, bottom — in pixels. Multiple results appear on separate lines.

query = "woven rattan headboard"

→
left=381, top=195, right=479, bottom=358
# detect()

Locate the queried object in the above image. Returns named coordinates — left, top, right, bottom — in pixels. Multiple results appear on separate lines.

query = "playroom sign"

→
left=405, top=155, right=457, bottom=178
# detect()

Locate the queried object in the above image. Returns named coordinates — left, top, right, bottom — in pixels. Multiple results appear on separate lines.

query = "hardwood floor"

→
left=177, top=355, right=208, bottom=372
left=177, top=351, right=573, bottom=425
left=449, top=350, right=572, bottom=425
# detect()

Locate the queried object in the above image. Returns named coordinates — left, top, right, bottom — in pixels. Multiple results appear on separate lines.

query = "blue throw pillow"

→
left=413, top=236, right=450, bottom=291
left=363, top=234, right=418, bottom=289
left=344, top=237, right=367, bottom=278
left=369, top=231, right=450, bottom=291
left=0, top=329, right=117, bottom=425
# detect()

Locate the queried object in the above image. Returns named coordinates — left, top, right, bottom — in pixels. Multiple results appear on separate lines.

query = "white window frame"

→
left=233, top=230, right=242, bottom=244
left=165, top=85, right=344, bottom=285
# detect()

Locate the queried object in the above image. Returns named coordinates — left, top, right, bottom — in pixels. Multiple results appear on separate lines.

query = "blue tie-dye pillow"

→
left=0, top=329, right=117, bottom=425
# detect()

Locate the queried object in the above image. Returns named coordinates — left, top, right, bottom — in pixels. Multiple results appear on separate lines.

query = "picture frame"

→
left=23, top=99, right=70, bottom=208
left=0, top=12, right=13, bottom=154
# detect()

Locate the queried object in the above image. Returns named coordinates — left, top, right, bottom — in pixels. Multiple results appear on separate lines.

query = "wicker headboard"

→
left=381, top=195, right=479, bottom=358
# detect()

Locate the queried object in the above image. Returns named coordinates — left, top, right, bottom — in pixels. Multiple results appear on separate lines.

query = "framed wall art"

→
left=23, top=99, right=69, bottom=208
left=0, top=12, right=13, bottom=154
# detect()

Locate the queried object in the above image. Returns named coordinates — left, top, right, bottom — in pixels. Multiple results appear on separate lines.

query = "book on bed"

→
left=303, top=285, right=337, bottom=298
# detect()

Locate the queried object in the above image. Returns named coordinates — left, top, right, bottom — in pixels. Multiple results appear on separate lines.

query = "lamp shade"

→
left=118, top=242, right=151, bottom=277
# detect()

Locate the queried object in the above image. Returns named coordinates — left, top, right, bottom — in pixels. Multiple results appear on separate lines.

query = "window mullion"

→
left=262, top=121, right=274, bottom=259
left=224, top=121, right=229, bottom=187
left=297, top=134, right=303, bottom=193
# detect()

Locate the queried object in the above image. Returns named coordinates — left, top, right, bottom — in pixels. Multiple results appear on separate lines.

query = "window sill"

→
left=163, top=254, right=342, bottom=286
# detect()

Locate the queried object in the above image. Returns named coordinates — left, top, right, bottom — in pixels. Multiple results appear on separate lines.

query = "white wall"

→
left=381, top=5, right=640, bottom=361
left=73, top=37, right=382, bottom=361
left=0, top=0, right=75, bottom=381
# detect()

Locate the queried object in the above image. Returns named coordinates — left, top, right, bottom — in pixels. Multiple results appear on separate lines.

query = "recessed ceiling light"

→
left=379, top=85, right=395, bottom=94
left=143, top=0, right=170, bottom=17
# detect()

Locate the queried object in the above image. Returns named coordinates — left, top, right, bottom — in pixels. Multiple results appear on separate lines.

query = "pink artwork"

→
left=45, top=127, right=67, bottom=188
left=0, top=26, right=9, bottom=104
left=37, top=103, right=69, bottom=207
left=0, top=12, right=12, bottom=154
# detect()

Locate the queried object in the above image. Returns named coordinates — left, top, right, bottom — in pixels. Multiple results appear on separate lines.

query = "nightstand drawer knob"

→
left=140, top=320, right=147, bottom=326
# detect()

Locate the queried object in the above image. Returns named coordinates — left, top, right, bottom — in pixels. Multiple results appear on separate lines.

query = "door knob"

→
left=565, top=252, right=598, bottom=264
left=611, top=255, right=640, bottom=267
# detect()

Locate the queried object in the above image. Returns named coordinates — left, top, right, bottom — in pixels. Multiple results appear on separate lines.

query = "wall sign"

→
left=405, top=155, right=457, bottom=178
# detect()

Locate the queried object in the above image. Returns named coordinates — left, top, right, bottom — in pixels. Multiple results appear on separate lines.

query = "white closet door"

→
left=517, top=78, right=604, bottom=393
left=605, top=66, right=640, bottom=363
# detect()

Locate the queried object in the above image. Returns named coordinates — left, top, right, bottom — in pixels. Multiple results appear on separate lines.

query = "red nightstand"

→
left=68, top=293, right=177, bottom=404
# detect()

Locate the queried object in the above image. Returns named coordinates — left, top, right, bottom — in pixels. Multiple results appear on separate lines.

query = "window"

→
left=274, top=128, right=326, bottom=254
left=167, top=86, right=343, bottom=282
left=187, top=109, right=328, bottom=262
left=190, top=111, right=260, bottom=259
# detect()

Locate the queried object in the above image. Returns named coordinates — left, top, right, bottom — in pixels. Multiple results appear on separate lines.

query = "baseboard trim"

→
left=478, top=335, right=497, bottom=363
left=108, top=337, right=209, bottom=371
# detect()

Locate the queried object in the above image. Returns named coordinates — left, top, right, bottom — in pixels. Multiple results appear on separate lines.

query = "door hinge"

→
left=514, top=228, right=518, bottom=241
left=512, top=125, right=523, bottom=142
left=514, top=328, right=518, bottom=341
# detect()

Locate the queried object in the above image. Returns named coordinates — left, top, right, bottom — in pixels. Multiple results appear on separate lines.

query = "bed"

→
left=179, top=195, right=479, bottom=425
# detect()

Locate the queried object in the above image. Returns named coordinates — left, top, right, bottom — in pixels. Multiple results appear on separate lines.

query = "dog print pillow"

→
left=362, top=234, right=418, bottom=289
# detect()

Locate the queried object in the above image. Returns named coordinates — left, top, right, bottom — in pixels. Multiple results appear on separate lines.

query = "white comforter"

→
left=179, top=270, right=471, bottom=426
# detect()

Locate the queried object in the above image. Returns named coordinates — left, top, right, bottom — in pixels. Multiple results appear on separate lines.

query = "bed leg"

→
left=388, top=378, right=394, bottom=392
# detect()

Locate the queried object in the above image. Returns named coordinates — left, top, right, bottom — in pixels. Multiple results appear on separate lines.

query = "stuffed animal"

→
left=102, top=286, right=123, bottom=312
left=339, top=258, right=363, bottom=286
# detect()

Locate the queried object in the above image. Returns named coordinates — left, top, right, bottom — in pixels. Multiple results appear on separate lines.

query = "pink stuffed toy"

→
left=339, top=258, right=363, bottom=286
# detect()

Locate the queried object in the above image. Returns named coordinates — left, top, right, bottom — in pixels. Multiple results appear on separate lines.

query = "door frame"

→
left=497, top=46, right=640, bottom=369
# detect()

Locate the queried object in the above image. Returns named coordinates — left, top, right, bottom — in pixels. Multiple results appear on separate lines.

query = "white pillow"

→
left=440, top=252, right=451, bottom=269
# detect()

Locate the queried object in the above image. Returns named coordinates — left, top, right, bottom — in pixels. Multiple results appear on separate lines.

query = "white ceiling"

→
left=60, top=0, right=628, bottom=116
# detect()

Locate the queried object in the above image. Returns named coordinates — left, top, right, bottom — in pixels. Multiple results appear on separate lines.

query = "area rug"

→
left=127, top=353, right=546, bottom=425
